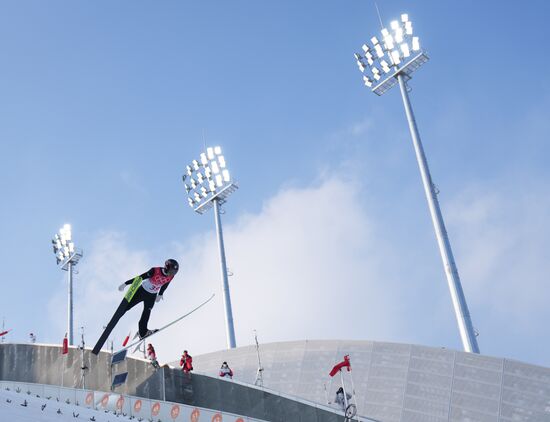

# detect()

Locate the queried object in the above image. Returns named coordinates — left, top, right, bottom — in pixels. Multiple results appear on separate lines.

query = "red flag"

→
left=329, top=355, right=351, bottom=377
left=62, top=333, right=68, bottom=355
left=122, top=332, right=131, bottom=347
left=0, top=329, right=11, bottom=337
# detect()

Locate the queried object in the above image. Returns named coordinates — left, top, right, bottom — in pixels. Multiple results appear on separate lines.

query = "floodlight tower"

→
left=182, top=146, right=238, bottom=349
left=353, top=14, right=480, bottom=353
left=52, top=224, right=83, bottom=345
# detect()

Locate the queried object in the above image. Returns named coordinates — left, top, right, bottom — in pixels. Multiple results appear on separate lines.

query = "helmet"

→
left=164, top=259, right=179, bottom=276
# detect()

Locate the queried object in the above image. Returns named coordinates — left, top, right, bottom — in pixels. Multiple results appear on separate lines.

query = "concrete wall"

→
left=0, top=343, right=159, bottom=395
left=0, top=343, right=358, bottom=422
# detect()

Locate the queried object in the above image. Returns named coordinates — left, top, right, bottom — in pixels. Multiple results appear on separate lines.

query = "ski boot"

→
left=139, top=329, right=158, bottom=340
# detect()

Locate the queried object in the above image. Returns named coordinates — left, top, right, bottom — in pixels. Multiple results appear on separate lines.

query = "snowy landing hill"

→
left=0, top=387, right=134, bottom=422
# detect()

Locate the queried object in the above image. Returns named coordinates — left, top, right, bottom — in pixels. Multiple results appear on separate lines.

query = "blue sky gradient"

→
left=1, top=1, right=549, bottom=365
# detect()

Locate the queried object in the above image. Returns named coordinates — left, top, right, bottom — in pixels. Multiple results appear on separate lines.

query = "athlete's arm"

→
left=124, top=268, right=155, bottom=285
left=158, top=281, right=171, bottom=296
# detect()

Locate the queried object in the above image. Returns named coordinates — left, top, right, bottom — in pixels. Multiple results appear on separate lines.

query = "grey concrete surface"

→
left=187, top=339, right=550, bottom=422
left=0, top=343, right=355, bottom=422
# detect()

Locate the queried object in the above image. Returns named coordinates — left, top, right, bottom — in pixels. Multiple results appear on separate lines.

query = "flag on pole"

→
left=62, top=333, right=68, bottom=355
left=122, top=332, right=131, bottom=347
left=329, top=355, right=351, bottom=377
left=0, top=329, right=11, bottom=337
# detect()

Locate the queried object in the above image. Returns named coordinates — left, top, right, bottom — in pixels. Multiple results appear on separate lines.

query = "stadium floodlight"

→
left=353, top=15, right=480, bottom=354
left=182, top=146, right=238, bottom=349
left=51, top=224, right=83, bottom=345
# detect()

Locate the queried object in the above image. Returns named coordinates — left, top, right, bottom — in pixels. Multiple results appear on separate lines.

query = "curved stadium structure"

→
left=2, top=340, right=550, bottom=420
left=0, top=342, right=366, bottom=422
left=188, top=339, right=550, bottom=421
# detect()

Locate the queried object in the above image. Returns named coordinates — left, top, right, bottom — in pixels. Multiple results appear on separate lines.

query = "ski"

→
left=132, top=337, right=149, bottom=354
left=114, top=293, right=215, bottom=355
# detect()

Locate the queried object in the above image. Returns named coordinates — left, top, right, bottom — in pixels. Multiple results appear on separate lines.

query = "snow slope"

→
left=0, top=387, right=134, bottom=422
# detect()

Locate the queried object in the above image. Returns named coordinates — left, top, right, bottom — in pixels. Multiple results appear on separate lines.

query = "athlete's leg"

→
left=92, top=299, right=131, bottom=355
left=126, top=287, right=146, bottom=310
left=138, top=293, right=156, bottom=337
left=92, top=287, right=149, bottom=355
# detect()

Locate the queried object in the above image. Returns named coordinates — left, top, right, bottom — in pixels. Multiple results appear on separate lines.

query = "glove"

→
left=155, top=295, right=163, bottom=303
left=118, top=283, right=126, bottom=292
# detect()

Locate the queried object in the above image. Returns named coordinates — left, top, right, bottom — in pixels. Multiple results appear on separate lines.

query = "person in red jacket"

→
left=147, top=344, right=157, bottom=360
left=180, top=350, right=193, bottom=373
left=147, top=344, right=160, bottom=369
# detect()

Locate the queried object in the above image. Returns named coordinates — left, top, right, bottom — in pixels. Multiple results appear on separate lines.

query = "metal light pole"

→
left=353, top=14, right=480, bottom=353
left=213, top=198, right=236, bottom=348
left=52, top=224, right=83, bottom=345
left=67, top=260, right=73, bottom=343
left=182, top=146, right=238, bottom=349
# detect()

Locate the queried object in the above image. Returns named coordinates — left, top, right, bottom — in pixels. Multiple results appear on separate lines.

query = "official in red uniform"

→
left=180, top=350, right=193, bottom=373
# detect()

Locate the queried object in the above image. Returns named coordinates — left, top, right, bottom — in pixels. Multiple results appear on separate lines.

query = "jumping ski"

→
left=114, top=293, right=215, bottom=355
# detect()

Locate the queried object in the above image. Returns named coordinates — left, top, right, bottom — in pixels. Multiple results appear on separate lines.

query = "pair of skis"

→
left=93, top=293, right=215, bottom=355
left=118, top=293, right=215, bottom=354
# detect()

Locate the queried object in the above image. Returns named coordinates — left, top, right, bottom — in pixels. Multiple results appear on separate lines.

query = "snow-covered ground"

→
left=0, top=387, right=134, bottom=422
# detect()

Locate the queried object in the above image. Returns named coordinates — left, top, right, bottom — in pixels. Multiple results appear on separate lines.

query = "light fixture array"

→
left=354, top=14, right=422, bottom=88
left=52, top=224, right=75, bottom=265
left=182, top=146, right=235, bottom=211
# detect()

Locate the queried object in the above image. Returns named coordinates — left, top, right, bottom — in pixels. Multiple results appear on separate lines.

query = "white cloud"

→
left=48, top=176, right=408, bottom=363
left=153, top=176, right=406, bottom=361
left=447, top=182, right=550, bottom=329
left=46, top=172, right=550, bottom=368
left=349, top=117, right=373, bottom=136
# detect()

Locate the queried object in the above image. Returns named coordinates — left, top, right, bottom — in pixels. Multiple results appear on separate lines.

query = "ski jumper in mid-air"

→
left=92, top=259, right=179, bottom=355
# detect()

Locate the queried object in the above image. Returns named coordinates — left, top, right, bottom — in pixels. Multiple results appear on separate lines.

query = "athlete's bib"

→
left=124, top=276, right=143, bottom=302
left=141, top=267, right=173, bottom=293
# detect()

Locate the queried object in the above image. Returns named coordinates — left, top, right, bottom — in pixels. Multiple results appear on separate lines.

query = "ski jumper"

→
left=92, top=267, right=173, bottom=355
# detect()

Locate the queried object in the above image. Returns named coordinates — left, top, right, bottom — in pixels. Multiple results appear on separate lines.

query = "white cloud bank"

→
left=47, top=174, right=550, bottom=367
left=48, top=175, right=411, bottom=362
left=447, top=182, right=550, bottom=350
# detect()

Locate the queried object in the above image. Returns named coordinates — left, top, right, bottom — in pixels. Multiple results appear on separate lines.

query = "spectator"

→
left=29, top=333, right=36, bottom=344
left=219, top=361, right=233, bottom=379
left=147, top=343, right=157, bottom=362
left=147, top=344, right=156, bottom=359
left=147, top=344, right=159, bottom=369
left=179, top=350, right=193, bottom=373
left=335, top=387, right=351, bottom=411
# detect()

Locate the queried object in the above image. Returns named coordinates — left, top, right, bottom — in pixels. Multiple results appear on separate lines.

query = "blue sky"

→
left=1, top=0, right=550, bottom=366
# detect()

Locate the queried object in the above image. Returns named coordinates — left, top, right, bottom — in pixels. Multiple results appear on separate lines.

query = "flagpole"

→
left=339, top=370, right=349, bottom=410
left=61, top=355, right=64, bottom=388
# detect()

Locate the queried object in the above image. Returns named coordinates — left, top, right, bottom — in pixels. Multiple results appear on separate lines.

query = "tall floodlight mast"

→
left=182, top=146, right=238, bottom=349
left=51, top=224, right=83, bottom=345
left=353, top=14, right=480, bottom=353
